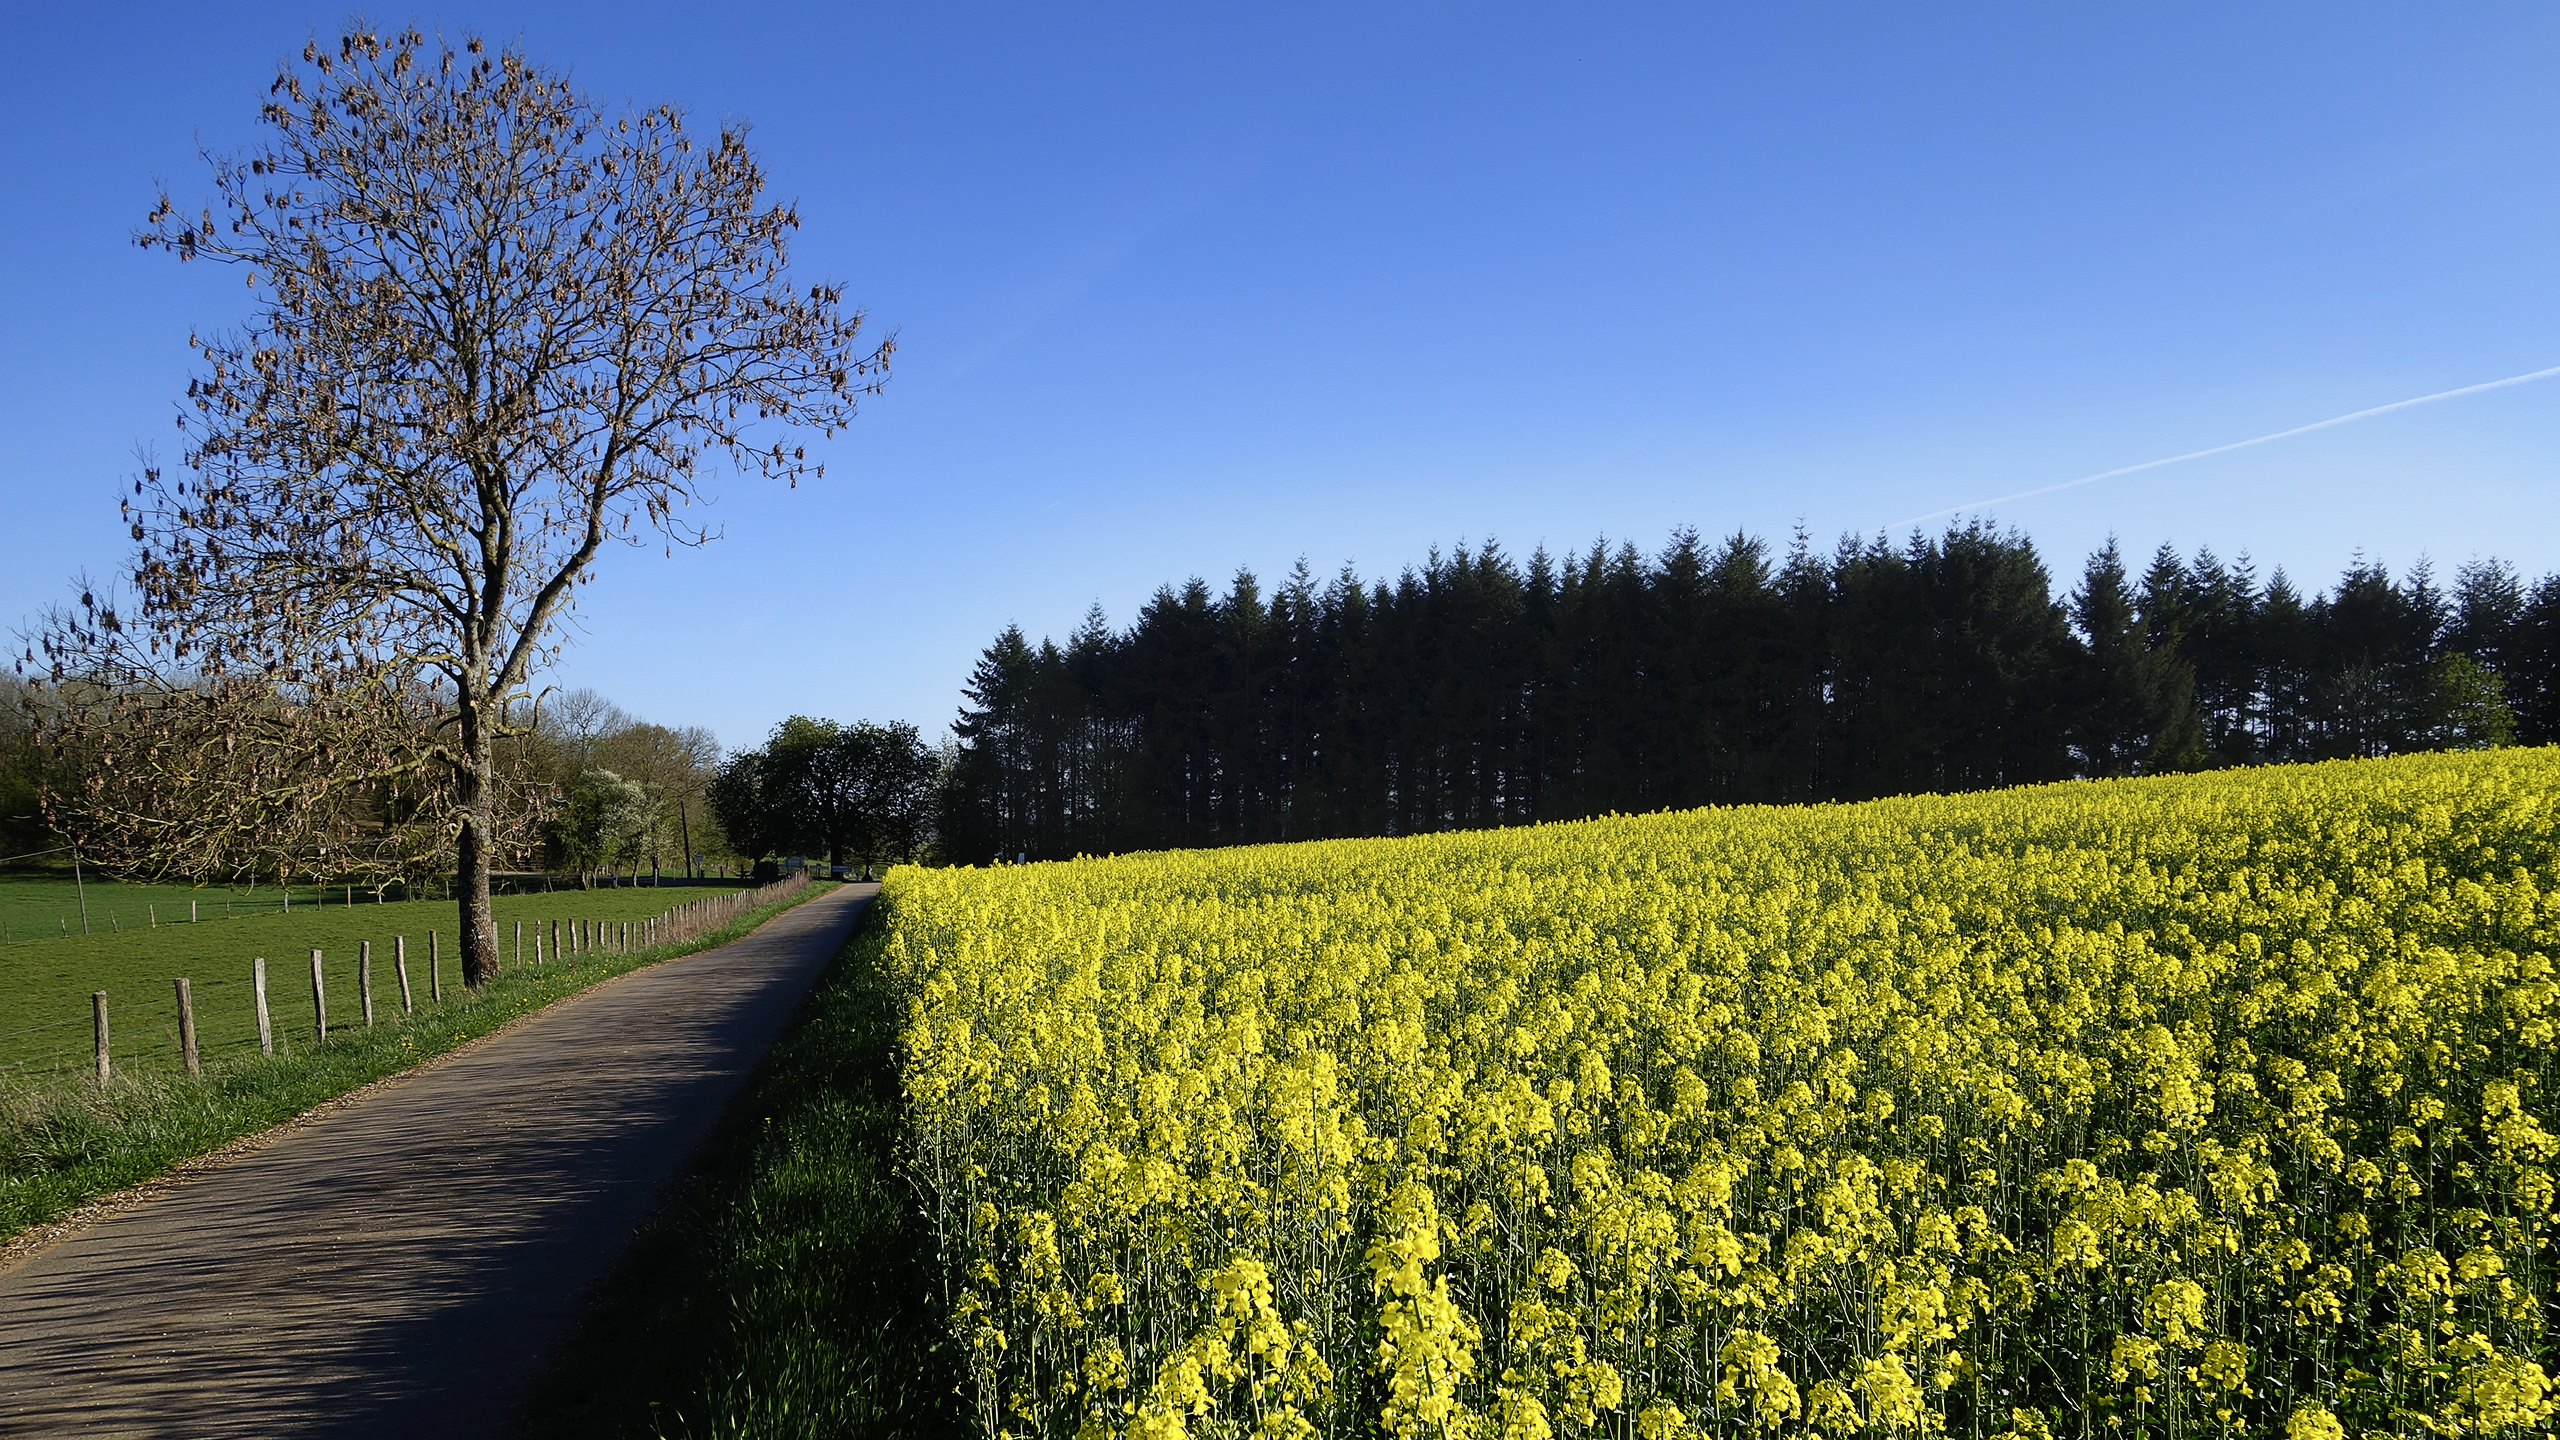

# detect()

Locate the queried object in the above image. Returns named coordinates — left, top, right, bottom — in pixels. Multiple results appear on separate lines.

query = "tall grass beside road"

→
left=520, top=904, right=961, bottom=1440
left=0, top=878, right=831, bottom=1244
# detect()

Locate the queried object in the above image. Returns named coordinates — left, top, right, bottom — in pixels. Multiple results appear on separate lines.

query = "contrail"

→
left=1893, top=363, right=2560, bottom=529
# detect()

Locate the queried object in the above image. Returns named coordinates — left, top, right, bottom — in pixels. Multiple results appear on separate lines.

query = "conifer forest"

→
left=940, top=523, right=2555, bottom=863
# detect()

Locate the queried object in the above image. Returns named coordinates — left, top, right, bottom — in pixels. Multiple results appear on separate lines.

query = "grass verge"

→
left=516, top=899, right=960, bottom=1439
left=0, top=879, right=835, bottom=1245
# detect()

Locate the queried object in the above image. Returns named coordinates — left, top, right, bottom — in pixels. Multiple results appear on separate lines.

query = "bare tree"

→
left=26, top=27, right=888, bottom=983
left=542, top=689, right=634, bottom=766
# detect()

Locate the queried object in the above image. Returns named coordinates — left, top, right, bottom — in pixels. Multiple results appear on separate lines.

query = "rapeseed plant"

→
left=888, top=750, right=2560, bottom=1439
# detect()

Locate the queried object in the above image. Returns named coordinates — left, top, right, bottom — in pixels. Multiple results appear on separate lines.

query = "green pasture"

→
left=0, top=869, right=705, bottom=943
left=0, top=873, right=318, bottom=941
left=0, top=882, right=756, bottom=1077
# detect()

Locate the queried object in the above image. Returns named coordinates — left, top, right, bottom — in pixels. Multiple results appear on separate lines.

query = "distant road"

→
left=0, top=882, right=877, bottom=1438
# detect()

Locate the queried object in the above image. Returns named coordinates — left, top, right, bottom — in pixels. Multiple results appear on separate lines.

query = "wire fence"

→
left=0, top=874, right=810, bottom=1084
left=0, top=869, right=764, bottom=948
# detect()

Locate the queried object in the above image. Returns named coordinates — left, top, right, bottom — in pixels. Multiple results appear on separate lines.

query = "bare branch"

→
left=33, top=24, right=885, bottom=983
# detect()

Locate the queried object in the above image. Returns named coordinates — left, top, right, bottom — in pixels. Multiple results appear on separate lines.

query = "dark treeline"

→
left=940, top=523, right=2556, bottom=863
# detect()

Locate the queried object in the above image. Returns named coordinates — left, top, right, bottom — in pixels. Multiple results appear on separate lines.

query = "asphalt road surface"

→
left=0, top=881, right=876, bottom=1438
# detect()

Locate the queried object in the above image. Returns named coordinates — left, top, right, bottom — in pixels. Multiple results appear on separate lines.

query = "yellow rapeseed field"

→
left=884, top=749, right=2560, bottom=1440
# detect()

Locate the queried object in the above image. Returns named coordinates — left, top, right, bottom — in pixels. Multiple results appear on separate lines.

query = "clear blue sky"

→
left=7, top=4, right=2558, bottom=751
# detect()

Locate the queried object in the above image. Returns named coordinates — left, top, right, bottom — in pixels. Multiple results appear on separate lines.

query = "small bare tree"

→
left=27, top=26, right=888, bottom=983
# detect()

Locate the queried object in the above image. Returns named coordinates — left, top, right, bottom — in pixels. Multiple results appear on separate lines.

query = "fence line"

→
left=1, top=871, right=771, bottom=949
left=7, top=873, right=814, bottom=1087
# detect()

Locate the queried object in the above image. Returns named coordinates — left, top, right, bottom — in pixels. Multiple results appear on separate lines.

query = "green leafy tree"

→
left=709, top=749, right=786, bottom=873
left=845, top=720, right=940, bottom=874
left=552, top=769, right=655, bottom=887
left=763, top=716, right=859, bottom=868
left=2424, top=653, right=2516, bottom=749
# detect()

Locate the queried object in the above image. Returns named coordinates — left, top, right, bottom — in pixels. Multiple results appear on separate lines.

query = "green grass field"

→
left=0, top=879, right=761, bottom=1079
left=0, top=867, right=684, bottom=942
left=0, top=872, right=336, bottom=942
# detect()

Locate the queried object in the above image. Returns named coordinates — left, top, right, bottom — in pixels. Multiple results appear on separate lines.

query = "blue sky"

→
left=6, top=4, right=2558, bottom=750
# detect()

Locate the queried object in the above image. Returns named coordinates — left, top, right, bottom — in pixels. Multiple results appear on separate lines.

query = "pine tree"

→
left=934, top=526, right=2557, bottom=853
left=2071, top=539, right=2202, bottom=776
left=2511, top=575, right=2560, bottom=744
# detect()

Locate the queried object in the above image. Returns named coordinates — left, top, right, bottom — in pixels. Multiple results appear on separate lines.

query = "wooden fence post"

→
left=396, top=937, right=414, bottom=1014
left=360, top=941, right=376, bottom=1027
left=253, top=958, right=272, bottom=1054
left=515, top=919, right=523, bottom=968
left=176, top=977, right=199, bottom=1078
left=310, top=949, right=328, bottom=1043
left=93, top=991, right=109, bottom=1085
left=429, top=932, right=443, bottom=1002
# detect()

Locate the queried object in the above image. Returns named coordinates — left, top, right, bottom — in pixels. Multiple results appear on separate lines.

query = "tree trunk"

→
left=456, top=715, right=501, bottom=987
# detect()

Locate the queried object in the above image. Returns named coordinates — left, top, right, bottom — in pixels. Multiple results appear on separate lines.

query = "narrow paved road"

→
left=0, top=882, right=876, bottom=1438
